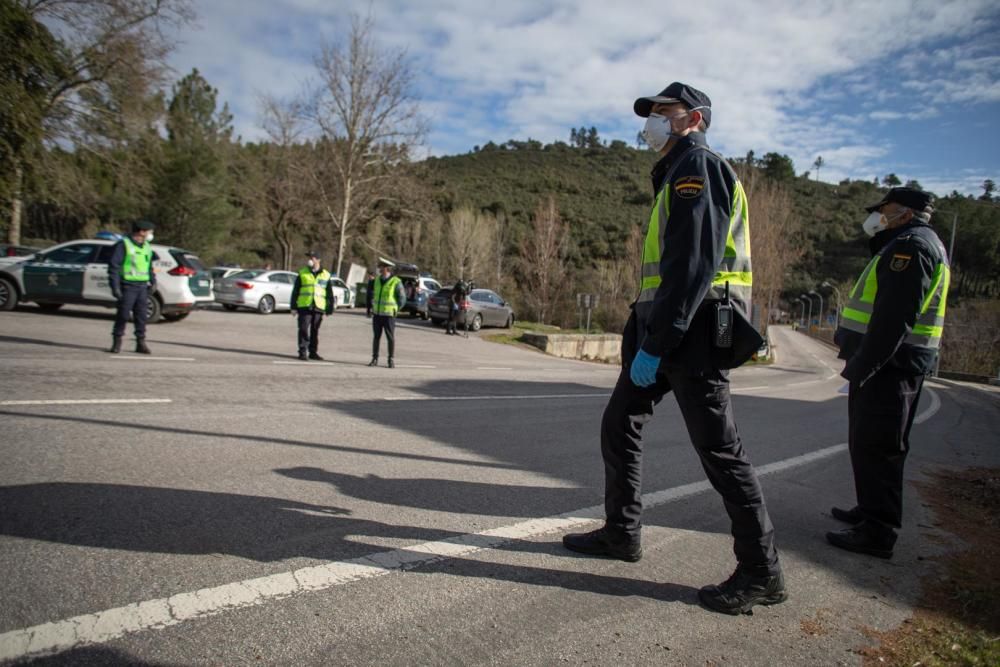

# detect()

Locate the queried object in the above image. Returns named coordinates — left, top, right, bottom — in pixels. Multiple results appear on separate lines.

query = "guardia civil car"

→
left=0, top=238, right=213, bottom=322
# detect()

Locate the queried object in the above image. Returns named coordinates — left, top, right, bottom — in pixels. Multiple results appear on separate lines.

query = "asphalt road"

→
left=1, top=304, right=998, bottom=665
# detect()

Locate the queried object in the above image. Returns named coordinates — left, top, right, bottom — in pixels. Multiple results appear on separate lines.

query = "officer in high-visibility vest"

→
left=562, top=82, right=786, bottom=615
left=368, top=258, right=406, bottom=368
left=290, top=251, right=334, bottom=361
left=109, top=220, right=156, bottom=354
left=829, top=187, right=949, bottom=559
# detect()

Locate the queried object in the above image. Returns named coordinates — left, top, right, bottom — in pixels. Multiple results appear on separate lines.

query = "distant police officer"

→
left=562, top=82, right=786, bottom=615
left=109, top=220, right=156, bottom=354
left=829, top=187, right=950, bottom=559
left=447, top=278, right=470, bottom=336
left=368, top=259, right=406, bottom=368
left=290, top=251, right=334, bottom=361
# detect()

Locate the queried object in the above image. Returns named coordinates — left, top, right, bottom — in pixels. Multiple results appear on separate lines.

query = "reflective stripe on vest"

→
left=638, top=152, right=751, bottom=305
left=297, top=268, right=330, bottom=310
left=839, top=235, right=950, bottom=349
left=372, top=275, right=401, bottom=316
left=122, top=237, right=152, bottom=282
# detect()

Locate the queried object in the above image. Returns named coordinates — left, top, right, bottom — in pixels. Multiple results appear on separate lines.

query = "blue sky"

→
left=167, top=0, right=1000, bottom=197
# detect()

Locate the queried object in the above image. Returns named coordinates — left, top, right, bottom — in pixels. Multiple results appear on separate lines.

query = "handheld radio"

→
left=714, top=281, right=733, bottom=348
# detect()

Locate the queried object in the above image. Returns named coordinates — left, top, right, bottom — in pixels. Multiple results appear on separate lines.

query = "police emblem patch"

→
left=890, top=253, right=911, bottom=271
left=674, top=176, right=705, bottom=199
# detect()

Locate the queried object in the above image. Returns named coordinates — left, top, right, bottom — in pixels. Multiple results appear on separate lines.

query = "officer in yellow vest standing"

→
left=367, top=258, right=405, bottom=368
left=829, top=187, right=949, bottom=559
left=561, top=82, right=786, bottom=615
left=290, top=251, right=334, bottom=361
left=109, top=220, right=156, bottom=354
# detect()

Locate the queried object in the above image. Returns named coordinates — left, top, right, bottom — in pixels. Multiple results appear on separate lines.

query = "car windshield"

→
left=230, top=270, right=265, bottom=280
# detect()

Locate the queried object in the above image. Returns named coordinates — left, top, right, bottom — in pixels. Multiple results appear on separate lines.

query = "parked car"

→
left=428, top=287, right=515, bottom=331
left=209, top=266, right=244, bottom=282
left=329, top=275, right=355, bottom=309
left=394, top=263, right=441, bottom=319
left=213, top=269, right=298, bottom=314
left=0, top=238, right=213, bottom=321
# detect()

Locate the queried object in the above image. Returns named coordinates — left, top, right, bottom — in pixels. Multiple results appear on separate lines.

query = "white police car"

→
left=0, top=237, right=214, bottom=321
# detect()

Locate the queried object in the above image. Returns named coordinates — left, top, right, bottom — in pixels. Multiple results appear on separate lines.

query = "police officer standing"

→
left=829, top=187, right=949, bottom=559
left=562, top=82, right=786, bottom=615
left=446, top=278, right=469, bottom=336
left=108, top=220, right=156, bottom=354
left=368, top=259, right=405, bottom=368
left=290, top=251, right=334, bottom=361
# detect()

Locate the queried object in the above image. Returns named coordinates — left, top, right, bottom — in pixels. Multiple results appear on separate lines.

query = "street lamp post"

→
left=809, top=290, right=824, bottom=328
left=800, top=294, right=812, bottom=330
left=822, top=281, right=841, bottom=329
left=797, top=298, right=806, bottom=326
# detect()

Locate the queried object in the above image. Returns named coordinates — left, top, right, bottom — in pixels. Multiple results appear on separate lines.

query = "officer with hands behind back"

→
left=561, top=81, right=786, bottom=616
left=108, top=220, right=156, bottom=354
left=828, top=187, right=950, bottom=559
left=290, top=250, right=334, bottom=361
left=368, top=258, right=406, bottom=368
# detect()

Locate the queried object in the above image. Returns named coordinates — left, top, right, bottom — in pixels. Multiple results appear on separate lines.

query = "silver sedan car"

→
left=213, top=269, right=297, bottom=314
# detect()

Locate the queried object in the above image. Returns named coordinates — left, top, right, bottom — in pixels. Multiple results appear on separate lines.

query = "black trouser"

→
left=446, top=305, right=466, bottom=334
left=297, top=310, right=324, bottom=355
left=112, top=283, right=149, bottom=339
left=601, top=314, right=779, bottom=576
left=848, top=366, right=924, bottom=531
left=372, top=314, right=396, bottom=359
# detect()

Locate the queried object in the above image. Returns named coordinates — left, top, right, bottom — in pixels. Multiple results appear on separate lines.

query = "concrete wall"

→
left=521, top=332, right=621, bottom=364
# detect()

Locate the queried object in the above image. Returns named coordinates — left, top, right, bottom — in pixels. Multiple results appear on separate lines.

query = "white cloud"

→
left=165, top=0, right=1000, bottom=194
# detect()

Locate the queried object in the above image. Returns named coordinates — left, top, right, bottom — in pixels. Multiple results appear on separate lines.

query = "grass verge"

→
left=860, top=467, right=1000, bottom=666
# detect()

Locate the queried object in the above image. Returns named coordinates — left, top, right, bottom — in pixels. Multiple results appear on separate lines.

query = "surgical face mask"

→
left=642, top=112, right=685, bottom=152
left=862, top=209, right=907, bottom=237
left=145, top=232, right=153, bottom=243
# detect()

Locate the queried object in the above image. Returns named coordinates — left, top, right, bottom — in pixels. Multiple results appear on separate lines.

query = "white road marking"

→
left=0, top=399, right=172, bottom=406
left=384, top=393, right=611, bottom=402
left=915, top=387, right=940, bottom=424
left=0, top=373, right=945, bottom=662
left=273, top=361, right=321, bottom=366
left=107, top=357, right=195, bottom=362
left=477, top=367, right=513, bottom=370
left=394, top=364, right=437, bottom=369
left=0, top=441, right=858, bottom=663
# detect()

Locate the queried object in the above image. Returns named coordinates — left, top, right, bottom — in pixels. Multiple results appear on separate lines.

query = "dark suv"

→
left=394, top=263, right=441, bottom=319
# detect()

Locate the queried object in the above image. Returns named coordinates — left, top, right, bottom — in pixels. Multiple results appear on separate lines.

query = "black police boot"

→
left=388, top=358, right=395, bottom=368
left=698, top=568, right=787, bottom=615
left=562, top=526, right=642, bottom=562
left=309, top=352, right=324, bottom=361
left=826, top=520, right=896, bottom=559
left=135, top=338, right=151, bottom=354
left=831, top=505, right=864, bottom=524
left=298, top=352, right=308, bottom=361
left=367, top=357, right=378, bottom=367
left=109, top=336, right=122, bottom=354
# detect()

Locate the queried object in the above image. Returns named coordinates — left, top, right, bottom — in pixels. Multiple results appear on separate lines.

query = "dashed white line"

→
left=0, top=399, right=173, bottom=406
left=384, top=393, right=611, bottom=402
left=107, top=357, right=195, bottom=362
left=477, top=366, right=513, bottom=370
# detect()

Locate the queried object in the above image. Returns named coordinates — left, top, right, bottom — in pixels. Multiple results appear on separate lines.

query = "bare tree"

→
left=518, top=196, right=568, bottom=324
left=303, top=13, right=426, bottom=276
left=444, top=207, right=493, bottom=282
left=7, top=0, right=194, bottom=243
left=812, top=156, right=824, bottom=182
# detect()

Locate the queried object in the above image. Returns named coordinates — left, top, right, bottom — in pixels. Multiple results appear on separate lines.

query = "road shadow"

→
left=12, top=304, right=115, bottom=321
left=25, top=646, right=176, bottom=666
left=0, top=334, right=107, bottom=352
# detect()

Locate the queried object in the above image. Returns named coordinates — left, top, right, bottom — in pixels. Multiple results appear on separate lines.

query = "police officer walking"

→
left=368, top=259, right=406, bottom=368
left=290, top=251, right=334, bottom=361
left=109, top=220, right=156, bottom=354
left=829, top=187, right=949, bottom=559
left=562, top=82, right=786, bottom=615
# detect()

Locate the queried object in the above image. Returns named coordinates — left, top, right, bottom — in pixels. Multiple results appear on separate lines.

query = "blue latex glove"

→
left=630, top=349, right=661, bottom=387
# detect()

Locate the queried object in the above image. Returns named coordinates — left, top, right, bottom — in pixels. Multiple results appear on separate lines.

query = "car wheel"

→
left=0, top=277, right=17, bottom=311
left=470, top=313, right=483, bottom=332
left=505, top=315, right=514, bottom=329
left=146, top=294, right=162, bottom=323
left=162, top=312, right=190, bottom=322
left=222, top=304, right=238, bottom=311
left=35, top=302, right=64, bottom=312
left=257, top=295, right=275, bottom=314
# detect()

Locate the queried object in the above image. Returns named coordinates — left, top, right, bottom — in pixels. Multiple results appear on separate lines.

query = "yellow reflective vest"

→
left=296, top=268, right=331, bottom=311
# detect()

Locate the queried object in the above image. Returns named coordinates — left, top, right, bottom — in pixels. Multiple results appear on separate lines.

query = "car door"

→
left=331, top=277, right=348, bottom=308
left=272, top=273, right=295, bottom=309
left=84, top=244, right=115, bottom=302
left=23, top=243, right=98, bottom=302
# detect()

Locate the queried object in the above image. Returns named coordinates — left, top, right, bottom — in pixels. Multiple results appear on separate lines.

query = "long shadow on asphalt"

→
left=0, top=334, right=107, bottom=352
left=24, top=646, right=171, bottom=666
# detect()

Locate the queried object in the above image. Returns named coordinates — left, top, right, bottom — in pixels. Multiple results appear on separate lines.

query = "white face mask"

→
left=862, top=209, right=907, bottom=237
left=642, top=113, right=681, bottom=152
left=146, top=232, right=154, bottom=243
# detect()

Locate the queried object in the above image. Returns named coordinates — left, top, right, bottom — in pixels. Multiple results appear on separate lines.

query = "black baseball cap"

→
left=634, top=82, right=712, bottom=128
left=305, top=250, right=321, bottom=259
left=132, top=220, right=154, bottom=231
left=865, top=187, right=934, bottom=213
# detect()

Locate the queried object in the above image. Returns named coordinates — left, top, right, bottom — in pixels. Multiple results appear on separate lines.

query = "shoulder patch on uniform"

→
left=674, top=175, right=705, bottom=199
left=889, top=253, right=912, bottom=272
